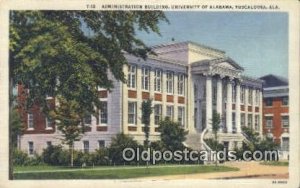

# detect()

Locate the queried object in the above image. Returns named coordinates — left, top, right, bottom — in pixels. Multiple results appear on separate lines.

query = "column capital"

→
left=227, top=76, right=234, bottom=81
left=227, top=77, right=235, bottom=85
left=203, top=72, right=213, bottom=77
left=219, top=74, right=226, bottom=79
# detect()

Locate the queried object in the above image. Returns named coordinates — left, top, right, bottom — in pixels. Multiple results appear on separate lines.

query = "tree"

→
left=209, top=110, right=222, bottom=166
left=240, top=126, right=279, bottom=161
left=49, top=96, right=83, bottom=167
left=109, top=133, right=139, bottom=165
left=9, top=11, right=168, bottom=172
left=10, top=108, right=23, bottom=149
left=141, top=99, right=153, bottom=147
left=158, top=118, right=188, bottom=151
left=10, top=11, right=168, bottom=114
left=211, top=110, right=221, bottom=143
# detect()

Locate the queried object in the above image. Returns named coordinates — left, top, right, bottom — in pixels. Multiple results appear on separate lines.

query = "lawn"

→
left=261, top=161, right=289, bottom=166
left=13, top=164, right=239, bottom=179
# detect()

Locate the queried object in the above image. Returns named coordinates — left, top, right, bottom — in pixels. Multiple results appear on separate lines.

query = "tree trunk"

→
left=70, top=143, right=74, bottom=167
left=215, top=132, right=218, bottom=167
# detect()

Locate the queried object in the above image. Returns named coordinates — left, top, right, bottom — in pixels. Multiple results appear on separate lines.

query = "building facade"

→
left=18, top=41, right=263, bottom=155
left=260, top=74, right=289, bottom=160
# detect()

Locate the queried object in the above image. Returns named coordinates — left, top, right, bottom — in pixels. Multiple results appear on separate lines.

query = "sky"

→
left=137, top=11, right=288, bottom=79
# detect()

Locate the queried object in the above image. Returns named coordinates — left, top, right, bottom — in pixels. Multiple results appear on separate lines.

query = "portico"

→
left=190, top=58, right=244, bottom=134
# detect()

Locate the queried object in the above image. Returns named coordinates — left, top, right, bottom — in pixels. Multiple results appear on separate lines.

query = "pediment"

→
left=213, top=58, right=244, bottom=71
left=217, top=61, right=237, bottom=70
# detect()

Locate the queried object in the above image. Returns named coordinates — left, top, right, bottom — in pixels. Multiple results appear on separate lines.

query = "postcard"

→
left=0, top=0, right=299, bottom=188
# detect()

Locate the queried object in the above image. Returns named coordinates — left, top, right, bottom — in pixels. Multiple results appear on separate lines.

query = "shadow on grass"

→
left=13, top=165, right=239, bottom=179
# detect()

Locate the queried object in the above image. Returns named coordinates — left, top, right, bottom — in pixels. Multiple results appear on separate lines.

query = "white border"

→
left=0, top=0, right=299, bottom=188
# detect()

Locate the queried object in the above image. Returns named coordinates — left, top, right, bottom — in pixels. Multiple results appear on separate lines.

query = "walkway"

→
left=137, top=161, right=288, bottom=180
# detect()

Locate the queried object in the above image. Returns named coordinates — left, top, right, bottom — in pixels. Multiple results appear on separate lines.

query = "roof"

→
left=151, top=41, right=225, bottom=54
left=259, top=74, right=288, bottom=88
left=191, top=57, right=244, bottom=71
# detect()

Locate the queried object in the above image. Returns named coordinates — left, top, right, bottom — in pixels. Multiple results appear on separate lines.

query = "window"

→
left=232, top=113, right=236, bottom=132
left=194, top=84, right=198, bottom=99
left=248, top=89, right=252, bottom=105
left=28, top=142, right=34, bottom=155
left=166, top=72, right=174, bottom=93
left=84, top=114, right=92, bottom=125
left=178, top=107, right=185, bottom=126
left=178, top=74, right=185, bottom=95
left=98, top=140, right=105, bottom=149
left=83, top=141, right=89, bottom=153
left=281, top=137, right=289, bottom=151
left=27, top=113, right=34, bottom=129
left=100, top=101, right=108, bottom=124
left=240, top=86, right=245, bottom=104
left=247, top=114, right=252, bottom=127
left=194, top=108, right=197, bottom=128
left=265, top=98, right=273, bottom=106
left=46, top=117, right=53, bottom=129
left=46, top=141, right=52, bottom=147
left=154, top=104, right=162, bottom=125
left=232, top=85, right=236, bottom=103
left=241, top=113, right=245, bottom=127
left=223, top=84, right=227, bottom=102
left=127, top=65, right=136, bottom=88
left=128, top=102, right=137, bottom=124
left=265, top=116, right=273, bottom=128
left=255, top=90, right=260, bottom=106
left=255, top=115, right=259, bottom=131
left=281, top=116, right=289, bottom=128
left=282, top=97, right=288, bottom=106
left=154, top=69, right=162, bottom=92
left=142, top=67, right=150, bottom=90
left=166, top=106, right=174, bottom=120
left=212, top=86, right=217, bottom=104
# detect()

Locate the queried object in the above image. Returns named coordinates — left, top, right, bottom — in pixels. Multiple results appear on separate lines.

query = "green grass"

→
left=13, top=165, right=239, bottom=179
left=261, top=161, right=289, bottom=166
left=14, top=165, right=68, bottom=171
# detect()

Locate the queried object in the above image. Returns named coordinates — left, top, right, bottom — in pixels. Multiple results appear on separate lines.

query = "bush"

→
left=42, top=145, right=69, bottom=166
left=92, top=148, right=110, bottom=165
left=109, top=133, right=140, bottom=165
left=158, top=118, right=188, bottom=151
left=13, top=149, right=44, bottom=166
left=204, top=138, right=224, bottom=151
left=13, top=149, right=29, bottom=166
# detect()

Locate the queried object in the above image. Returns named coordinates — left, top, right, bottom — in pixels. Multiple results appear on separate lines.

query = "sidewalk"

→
left=137, top=161, right=288, bottom=180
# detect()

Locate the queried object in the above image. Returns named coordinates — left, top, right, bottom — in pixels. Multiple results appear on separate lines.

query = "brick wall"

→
left=263, top=97, right=289, bottom=141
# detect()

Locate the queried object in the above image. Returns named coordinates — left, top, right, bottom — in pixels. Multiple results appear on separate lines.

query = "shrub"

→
left=92, top=148, right=110, bottom=165
left=13, top=149, right=29, bottom=166
left=158, top=118, right=188, bottom=151
left=42, top=145, right=69, bottom=166
left=109, top=133, right=139, bottom=165
left=204, top=138, right=224, bottom=151
left=13, top=149, right=44, bottom=166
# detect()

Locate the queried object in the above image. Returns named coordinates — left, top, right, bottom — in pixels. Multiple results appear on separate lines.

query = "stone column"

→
left=136, top=66, right=142, bottom=133
left=259, top=89, right=263, bottom=137
left=226, top=78, right=233, bottom=133
left=252, top=89, right=256, bottom=129
left=216, top=76, right=223, bottom=132
left=236, top=81, right=241, bottom=133
left=122, top=65, right=129, bottom=134
left=187, top=66, right=195, bottom=133
left=244, top=87, right=248, bottom=128
left=174, top=73, right=178, bottom=122
left=162, top=71, right=167, bottom=118
left=206, top=75, right=212, bottom=131
left=149, top=69, right=155, bottom=134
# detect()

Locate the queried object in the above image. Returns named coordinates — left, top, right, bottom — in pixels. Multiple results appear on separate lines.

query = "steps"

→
left=184, top=133, right=202, bottom=150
